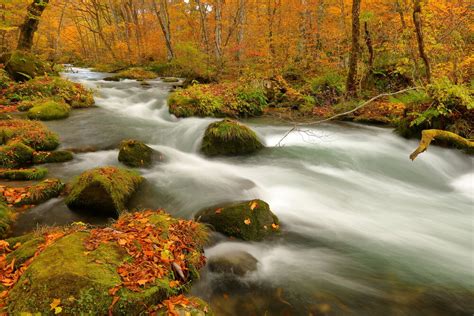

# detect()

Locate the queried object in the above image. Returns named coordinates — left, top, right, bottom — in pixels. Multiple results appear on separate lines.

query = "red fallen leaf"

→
left=215, top=208, right=223, bottom=214
left=108, top=296, right=120, bottom=315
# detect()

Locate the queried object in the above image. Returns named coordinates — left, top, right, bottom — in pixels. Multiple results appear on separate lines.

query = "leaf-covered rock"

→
left=118, top=139, right=154, bottom=168
left=195, top=199, right=280, bottom=241
left=5, top=210, right=209, bottom=315
left=0, top=178, right=64, bottom=206
left=65, top=167, right=143, bottom=216
left=27, top=100, right=71, bottom=121
left=0, top=119, right=60, bottom=151
left=0, top=142, right=34, bottom=168
left=201, top=119, right=264, bottom=156
left=0, top=167, right=48, bottom=180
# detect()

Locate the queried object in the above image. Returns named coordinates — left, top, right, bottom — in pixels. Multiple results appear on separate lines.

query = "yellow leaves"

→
left=137, top=279, right=148, bottom=286
left=271, top=223, right=280, bottom=230
left=244, top=218, right=251, bottom=225
left=50, top=298, right=62, bottom=314
left=249, top=200, right=258, bottom=210
left=169, top=280, right=180, bottom=288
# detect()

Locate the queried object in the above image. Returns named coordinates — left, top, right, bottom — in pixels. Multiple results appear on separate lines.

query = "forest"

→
left=0, top=0, right=472, bottom=315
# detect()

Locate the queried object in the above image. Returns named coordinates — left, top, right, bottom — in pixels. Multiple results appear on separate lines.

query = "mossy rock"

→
left=154, top=296, right=213, bottom=315
left=0, top=201, right=13, bottom=239
left=65, top=167, right=143, bottom=216
left=162, top=77, right=180, bottom=83
left=17, top=100, right=35, bottom=112
left=118, top=139, right=154, bottom=168
left=4, top=76, right=94, bottom=108
left=27, top=100, right=71, bottom=121
left=201, top=119, right=264, bottom=156
left=5, top=235, right=45, bottom=268
left=0, top=142, right=34, bottom=168
left=0, top=167, right=47, bottom=180
left=195, top=199, right=280, bottom=241
left=14, top=178, right=64, bottom=206
left=7, top=210, right=209, bottom=314
left=4, top=51, right=45, bottom=82
left=0, top=119, right=60, bottom=151
left=208, top=250, right=258, bottom=276
left=33, top=150, right=73, bottom=164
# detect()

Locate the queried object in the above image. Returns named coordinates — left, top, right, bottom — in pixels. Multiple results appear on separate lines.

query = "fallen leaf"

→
left=215, top=208, right=223, bottom=214
left=54, top=306, right=62, bottom=314
left=249, top=201, right=258, bottom=210
left=244, top=218, right=251, bottom=225
left=50, top=298, right=61, bottom=310
left=271, top=223, right=280, bottom=229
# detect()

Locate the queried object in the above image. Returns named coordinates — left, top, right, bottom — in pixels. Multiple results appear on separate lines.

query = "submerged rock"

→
left=5, top=51, right=45, bottom=81
left=201, top=119, right=264, bottom=157
left=65, top=166, right=143, bottom=216
left=195, top=199, right=280, bottom=241
left=118, top=139, right=155, bottom=168
left=27, top=100, right=71, bottom=121
left=208, top=250, right=258, bottom=276
left=5, top=210, right=209, bottom=314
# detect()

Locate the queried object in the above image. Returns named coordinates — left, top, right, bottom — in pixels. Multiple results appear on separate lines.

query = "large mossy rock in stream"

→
left=0, top=201, right=13, bottom=239
left=27, top=99, right=71, bottom=121
left=0, top=119, right=59, bottom=151
left=4, top=51, right=45, bottom=82
left=33, top=150, right=74, bottom=164
left=103, top=67, right=157, bottom=81
left=201, top=119, right=264, bottom=157
left=118, top=139, right=154, bottom=168
left=65, top=167, right=143, bottom=216
left=195, top=199, right=280, bottom=241
left=5, top=210, right=209, bottom=315
left=0, top=142, right=34, bottom=168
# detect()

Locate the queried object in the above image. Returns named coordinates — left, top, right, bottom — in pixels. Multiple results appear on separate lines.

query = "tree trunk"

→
left=412, top=0, right=431, bottom=82
left=214, top=0, right=223, bottom=60
left=17, top=0, right=50, bottom=51
left=364, top=21, right=374, bottom=70
left=236, top=0, right=245, bottom=63
left=346, top=0, right=361, bottom=97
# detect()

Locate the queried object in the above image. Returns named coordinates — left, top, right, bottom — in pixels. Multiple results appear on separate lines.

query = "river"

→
left=12, top=68, right=473, bottom=315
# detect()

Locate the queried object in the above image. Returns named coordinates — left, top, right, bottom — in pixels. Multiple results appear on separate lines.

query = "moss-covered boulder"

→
left=4, top=51, right=45, bottom=82
left=0, top=167, right=47, bottom=180
left=4, top=76, right=95, bottom=108
left=27, top=100, right=71, bottom=121
left=208, top=250, right=258, bottom=276
left=195, top=199, right=280, bottom=241
left=0, top=119, right=60, bottom=151
left=33, top=150, right=73, bottom=164
left=201, top=119, right=264, bottom=157
left=6, top=210, right=208, bottom=314
left=104, top=67, right=157, bottom=81
left=65, top=167, right=143, bottom=216
left=118, top=139, right=154, bottom=168
left=0, top=201, right=13, bottom=239
left=0, top=142, right=34, bottom=168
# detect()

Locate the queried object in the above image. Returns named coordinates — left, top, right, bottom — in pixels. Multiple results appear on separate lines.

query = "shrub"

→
left=309, top=72, right=345, bottom=105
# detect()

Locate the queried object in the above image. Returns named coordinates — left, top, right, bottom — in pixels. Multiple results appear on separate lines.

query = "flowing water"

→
left=13, top=68, right=473, bottom=315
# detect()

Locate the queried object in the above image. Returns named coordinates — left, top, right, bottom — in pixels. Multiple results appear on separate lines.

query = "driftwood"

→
left=409, top=129, right=474, bottom=160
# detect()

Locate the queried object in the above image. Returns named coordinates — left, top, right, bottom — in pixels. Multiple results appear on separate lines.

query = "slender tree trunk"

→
left=17, top=0, right=50, bottom=51
left=195, top=0, right=210, bottom=55
left=412, top=0, right=431, bottom=82
left=346, top=0, right=361, bottom=97
left=236, top=0, right=245, bottom=63
left=151, top=0, right=174, bottom=61
left=54, top=0, right=68, bottom=61
left=214, top=0, right=223, bottom=60
left=364, top=21, right=373, bottom=70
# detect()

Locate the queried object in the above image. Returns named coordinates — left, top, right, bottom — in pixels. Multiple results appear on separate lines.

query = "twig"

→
left=276, top=87, right=422, bottom=146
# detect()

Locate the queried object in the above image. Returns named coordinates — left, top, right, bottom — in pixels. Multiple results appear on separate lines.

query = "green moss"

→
left=0, top=141, right=34, bottom=168
left=0, top=167, right=48, bottom=180
left=195, top=199, right=280, bottom=241
left=5, top=51, right=45, bottom=82
left=201, top=119, right=264, bottom=157
left=14, top=178, right=64, bottom=206
left=4, top=76, right=94, bottom=108
left=0, top=119, right=59, bottom=151
left=27, top=100, right=71, bottom=121
left=162, top=77, right=179, bottom=83
left=6, top=236, right=45, bottom=268
left=0, top=201, right=13, bottom=239
left=65, top=167, right=143, bottom=216
left=105, top=67, right=157, bottom=81
left=33, top=150, right=73, bottom=164
left=168, top=87, right=225, bottom=118
left=118, top=139, right=153, bottom=168
left=17, top=100, right=35, bottom=112
left=0, top=68, right=13, bottom=89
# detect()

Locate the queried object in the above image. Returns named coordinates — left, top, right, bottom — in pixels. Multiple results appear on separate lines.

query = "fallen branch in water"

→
left=276, top=87, right=421, bottom=147
left=409, top=129, right=474, bottom=160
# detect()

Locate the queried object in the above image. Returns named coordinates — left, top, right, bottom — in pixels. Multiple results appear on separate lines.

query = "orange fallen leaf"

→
left=249, top=201, right=258, bottom=210
left=271, top=223, right=280, bottom=229
left=215, top=208, right=223, bottom=214
left=244, top=218, right=251, bottom=225
left=50, top=298, right=61, bottom=310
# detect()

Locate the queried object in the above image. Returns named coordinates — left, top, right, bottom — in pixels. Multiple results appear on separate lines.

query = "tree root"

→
left=410, top=129, right=474, bottom=160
